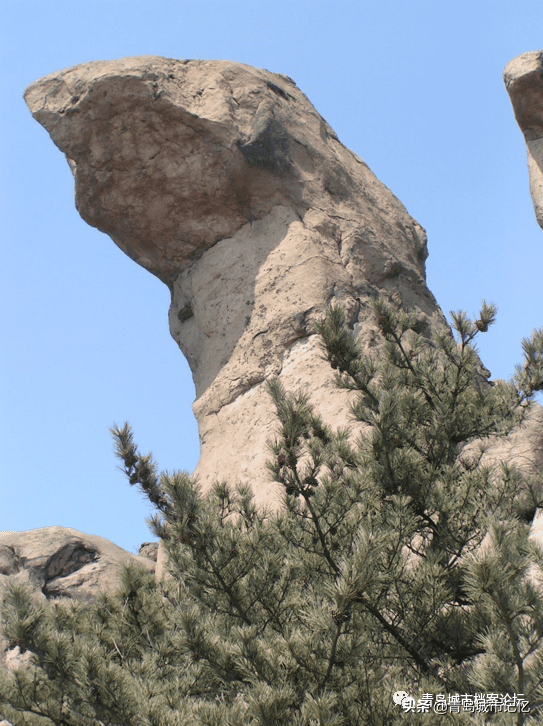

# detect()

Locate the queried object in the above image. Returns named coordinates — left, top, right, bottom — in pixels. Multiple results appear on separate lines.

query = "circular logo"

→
left=393, top=691, right=410, bottom=705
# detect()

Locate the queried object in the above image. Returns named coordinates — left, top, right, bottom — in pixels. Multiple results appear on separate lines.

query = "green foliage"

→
left=2, top=295, right=543, bottom=725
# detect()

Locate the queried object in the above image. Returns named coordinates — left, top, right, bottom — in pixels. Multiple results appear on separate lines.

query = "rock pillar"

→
left=23, top=57, right=454, bottom=505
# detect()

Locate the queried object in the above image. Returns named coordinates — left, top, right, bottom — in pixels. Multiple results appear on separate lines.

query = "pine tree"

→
left=1, top=295, right=543, bottom=725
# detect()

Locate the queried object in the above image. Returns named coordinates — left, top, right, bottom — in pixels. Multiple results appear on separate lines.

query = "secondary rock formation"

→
left=0, top=526, right=156, bottom=711
left=24, top=57, right=445, bottom=505
left=0, top=526, right=155, bottom=601
left=504, top=50, right=543, bottom=233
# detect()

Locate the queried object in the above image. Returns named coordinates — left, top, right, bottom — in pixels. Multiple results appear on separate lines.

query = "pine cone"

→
left=377, top=314, right=388, bottom=329
left=331, top=609, right=350, bottom=624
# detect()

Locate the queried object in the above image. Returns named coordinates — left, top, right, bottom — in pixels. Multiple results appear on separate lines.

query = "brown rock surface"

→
left=24, top=57, right=444, bottom=505
left=503, top=50, right=543, bottom=232
left=481, top=404, right=543, bottom=476
left=139, top=541, right=159, bottom=561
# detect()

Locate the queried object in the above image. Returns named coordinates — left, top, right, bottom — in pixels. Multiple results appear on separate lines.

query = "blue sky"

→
left=1, top=0, right=542, bottom=553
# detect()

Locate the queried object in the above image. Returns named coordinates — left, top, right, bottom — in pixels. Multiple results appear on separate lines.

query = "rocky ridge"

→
left=0, top=526, right=155, bottom=601
left=504, top=50, right=543, bottom=233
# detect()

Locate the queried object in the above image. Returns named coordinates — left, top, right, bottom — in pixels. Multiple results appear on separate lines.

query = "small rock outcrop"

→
left=0, top=526, right=155, bottom=601
left=24, top=57, right=444, bottom=505
left=504, top=50, right=543, bottom=233
left=0, top=526, right=156, bottom=708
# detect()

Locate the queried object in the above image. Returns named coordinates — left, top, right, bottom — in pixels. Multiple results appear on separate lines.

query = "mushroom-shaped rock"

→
left=25, top=57, right=445, bottom=506
left=503, top=50, right=543, bottom=233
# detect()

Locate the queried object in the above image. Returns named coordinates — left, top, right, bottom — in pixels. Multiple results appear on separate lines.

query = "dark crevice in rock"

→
left=0, top=545, right=22, bottom=576
left=265, top=80, right=292, bottom=101
left=44, top=541, right=99, bottom=581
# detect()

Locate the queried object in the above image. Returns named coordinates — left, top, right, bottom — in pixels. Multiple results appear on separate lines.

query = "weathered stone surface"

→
left=24, top=57, right=445, bottom=506
left=466, top=404, right=543, bottom=527
left=481, top=403, right=543, bottom=477
left=504, top=50, right=543, bottom=233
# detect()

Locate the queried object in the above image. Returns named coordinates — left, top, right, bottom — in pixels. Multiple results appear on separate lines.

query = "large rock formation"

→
left=504, top=50, right=543, bottom=233
left=4, top=56, right=541, bottom=725
left=24, top=57, right=444, bottom=506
